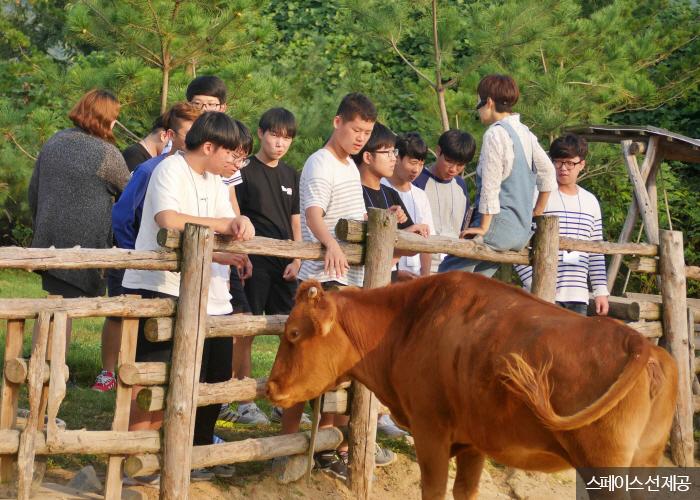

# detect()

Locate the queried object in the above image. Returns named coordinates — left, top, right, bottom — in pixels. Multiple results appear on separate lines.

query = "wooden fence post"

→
left=530, top=215, right=559, bottom=302
left=104, top=317, right=140, bottom=500
left=160, top=224, right=214, bottom=499
left=658, top=230, right=694, bottom=466
left=349, top=208, right=397, bottom=499
left=0, top=319, right=25, bottom=486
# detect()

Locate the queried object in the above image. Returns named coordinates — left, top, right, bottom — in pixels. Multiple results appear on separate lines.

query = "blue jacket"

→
left=112, top=153, right=167, bottom=249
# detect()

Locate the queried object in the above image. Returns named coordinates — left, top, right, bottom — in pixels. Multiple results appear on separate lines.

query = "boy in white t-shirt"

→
left=381, top=132, right=435, bottom=279
left=122, top=112, right=255, bottom=450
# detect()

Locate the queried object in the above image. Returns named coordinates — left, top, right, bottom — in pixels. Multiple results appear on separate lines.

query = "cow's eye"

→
left=288, top=330, right=301, bottom=342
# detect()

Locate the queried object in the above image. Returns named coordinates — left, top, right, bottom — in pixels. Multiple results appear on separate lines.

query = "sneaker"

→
left=235, top=403, right=270, bottom=425
left=315, top=450, right=348, bottom=481
left=123, top=473, right=160, bottom=487
left=208, top=464, right=235, bottom=478
left=270, top=406, right=312, bottom=425
left=190, top=468, right=215, bottom=482
left=213, top=434, right=225, bottom=444
left=374, top=445, right=396, bottom=467
left=217, top=404, right=238, bottom=425
left=91, top=370, right=116, bottom=392
left=377, top=414, right=409, bottom=438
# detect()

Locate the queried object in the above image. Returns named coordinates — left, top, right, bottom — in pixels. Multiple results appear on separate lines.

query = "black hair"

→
left=185, top=75, right=227, bottom=103
left=351, top=122, right=396, bottom=166
left=336, top=92, right=377, bottom=122
left=437, top=129, right=476, bottom=165
left=185, top=111, right=253, bottom=154
left=549, top=134, right=588, bottom=160
left=259, top=107, right=297, bottom=138
left=396, top=132, right=428, bottom=161
left=149, top=114, right=165, bottom=134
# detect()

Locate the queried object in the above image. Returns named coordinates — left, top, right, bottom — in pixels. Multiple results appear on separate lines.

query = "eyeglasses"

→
left=189, top=101, right=224, bottom=111
left=232, top=156, right=250, bottom=168
left=373, top=149, right=399, bottom=158
left=553, top=159, right=583, bottom=170
left=475, top=96, right=487, bottom=110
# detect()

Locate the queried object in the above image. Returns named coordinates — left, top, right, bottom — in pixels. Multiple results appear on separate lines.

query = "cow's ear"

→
left=311, top=296, right=336, bottom=337
left=296, top=280, right=324, bottom=304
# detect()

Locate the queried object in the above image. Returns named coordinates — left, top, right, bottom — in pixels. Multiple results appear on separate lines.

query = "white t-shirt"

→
left=298, top=148, right=366, bottom=286
left=381, top=178, right=435, bottom=275
left=122, top=152, right=235, bottom=315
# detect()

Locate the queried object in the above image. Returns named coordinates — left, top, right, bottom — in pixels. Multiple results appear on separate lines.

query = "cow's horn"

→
left=308, top=286, right=318, bottom=299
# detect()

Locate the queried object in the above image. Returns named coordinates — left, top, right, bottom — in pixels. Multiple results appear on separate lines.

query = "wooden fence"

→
left=0, top=210, right=697, bottom=499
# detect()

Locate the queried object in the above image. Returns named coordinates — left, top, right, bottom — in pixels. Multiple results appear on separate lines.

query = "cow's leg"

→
left=413, top=433, right=451, bottom=500
left=452, top=446, right=484, bottom=500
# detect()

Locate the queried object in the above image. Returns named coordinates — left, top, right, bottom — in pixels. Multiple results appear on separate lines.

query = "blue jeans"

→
left=556, top=301, right=588, bottom=316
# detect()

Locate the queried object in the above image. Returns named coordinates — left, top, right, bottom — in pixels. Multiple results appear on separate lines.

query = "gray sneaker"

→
left=208, top=464, right=235, bottom=478
left=235, top=403, right=270, bottom=425
left=190, top=468, right=214, bottom=482
left=374, top=445, right=396, bottom=467
left=270, top=406, right=312, bottom=425
left=377, top=414, right=409, bottom=438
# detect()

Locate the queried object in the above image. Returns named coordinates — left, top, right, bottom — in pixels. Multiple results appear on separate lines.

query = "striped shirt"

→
left=298, top=149, right=366, bottom=286
left=222, top=170, right=242, bottom=187
left=516, top=186, right=609, bottom=303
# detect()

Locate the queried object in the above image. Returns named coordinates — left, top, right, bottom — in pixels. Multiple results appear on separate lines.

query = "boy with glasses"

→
left=381, top=132, right=435, bottom=279
left=186, top=75, right=228, bottom=112
left=413, top=129, right=475, bottom=272
left=516, top=134, right=610, bottom=316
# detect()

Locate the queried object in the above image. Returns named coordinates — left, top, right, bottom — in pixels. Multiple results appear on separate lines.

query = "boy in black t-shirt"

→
left=352, top=123, right=429, bottom=237
left=233, top=108, right=302, bottom=424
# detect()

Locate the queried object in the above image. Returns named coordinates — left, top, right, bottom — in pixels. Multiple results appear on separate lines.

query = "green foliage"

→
left=0, top=0, right=698, bottom=296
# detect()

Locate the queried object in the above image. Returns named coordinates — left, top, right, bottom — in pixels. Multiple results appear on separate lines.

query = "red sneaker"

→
left=91, top=370, right=116, bottom=391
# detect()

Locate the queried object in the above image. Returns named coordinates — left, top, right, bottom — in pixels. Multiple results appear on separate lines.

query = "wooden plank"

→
left=161, top=224, right=214, bottom=499
left=0, top=296, right=176, bottom=320
left=686, top=266, right=700, bottom=281
left=0, top=430, right=160, bottom=454
left=607, top=137, right=659, bottom=287
left=349, top=209, right=396, bottom=499
left=46, top=312, right=67, bottom=445
left=16, top=311, right=51, bottom=500
left=144, top=314, right=287, bottom=342
left=136, top=378, right=267, bottom=412
left=625, top=292, right=700, bottom=310
left=658, top=231, right=694, bottom=466
left=3, top=358, right=68, bottom=385
left=530, top=215, right=559, bottom=303
left=0, top=247, right=178, bottom=271
left=157, top=229, right=364, bottom=265
left=124, top=427, right=343, bottom=477
left=626, top=321, right=663, bottom=338
left=0, top=319, right=25, bottom=483
left=588, top=296, right=661, bottom=322
left=118, top=362, right=168, bottom=386
left=559, top=238, right=657, bottom=256
left=625, top=257, right=658, bottom=274
left=622, top=140, right=659, bottom=246
left=104, top=318, right=139, bottom=500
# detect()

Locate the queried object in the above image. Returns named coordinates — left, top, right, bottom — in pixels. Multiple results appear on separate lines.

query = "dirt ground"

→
left=38, top=454, right=580, bottom=499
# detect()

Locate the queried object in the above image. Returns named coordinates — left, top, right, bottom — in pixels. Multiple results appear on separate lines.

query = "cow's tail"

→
left=501, top=335, right=651, bottom=431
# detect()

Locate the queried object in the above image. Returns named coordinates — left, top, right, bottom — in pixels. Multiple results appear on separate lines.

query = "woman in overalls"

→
left=439, top=74, right=556, bottom=277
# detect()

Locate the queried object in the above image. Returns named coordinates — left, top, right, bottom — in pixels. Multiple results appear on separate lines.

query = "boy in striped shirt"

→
left=516, top=134, right=610, bottom=316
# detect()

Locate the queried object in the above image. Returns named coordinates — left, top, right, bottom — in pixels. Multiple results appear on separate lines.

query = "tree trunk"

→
left=432, top=0, right=450, bottom=132
left=437, top=86, right=450, bottom=132
left=160, top=63, right=170, bottom=114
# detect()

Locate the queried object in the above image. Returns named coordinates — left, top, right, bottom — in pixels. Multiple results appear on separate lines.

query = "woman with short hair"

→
left=29, top=89, right=130, bottom=299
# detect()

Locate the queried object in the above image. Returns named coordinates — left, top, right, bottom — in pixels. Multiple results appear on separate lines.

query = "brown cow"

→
left=266, top=272, right=678, bottom=500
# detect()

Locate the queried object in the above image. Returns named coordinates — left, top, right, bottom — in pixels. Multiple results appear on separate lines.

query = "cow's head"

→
left=266, top=280, right=360, bottom=408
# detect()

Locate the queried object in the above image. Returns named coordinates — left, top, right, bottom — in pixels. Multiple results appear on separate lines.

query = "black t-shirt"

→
left=122, top=143, right=152, bottom=172
left=362, top=184, right=414, bottom=230
left=236, top=156, right=300, bottom=266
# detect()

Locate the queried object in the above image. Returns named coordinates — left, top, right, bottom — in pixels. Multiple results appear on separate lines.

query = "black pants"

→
left=193, top=336, right=233, bottom=446
left=244, top=257, right=297, bottom=315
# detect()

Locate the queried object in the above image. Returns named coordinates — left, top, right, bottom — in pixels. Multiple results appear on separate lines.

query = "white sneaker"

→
left=270, top=406, right=312, bottom=425
left=235, top=403, right=270, bottom=425
left=377, top=414, right=409, bottom=438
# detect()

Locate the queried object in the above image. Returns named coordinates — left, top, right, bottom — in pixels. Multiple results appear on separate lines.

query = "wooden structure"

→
left=0, top=202, right=698, bottom=498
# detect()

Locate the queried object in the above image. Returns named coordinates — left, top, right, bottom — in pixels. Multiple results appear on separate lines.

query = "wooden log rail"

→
left=626, top=257, right=700, bottom=281
left=157, top=228, right=364, bottom=263
left=335, top=219, right=658, bottom=262
left=124, top=427, right=344, bottom=477
left=134, top=377, right=266, bottom=411
left=0, top=430, right=160, bottom=455
left=0, top=296, right=176, bottom=320
left=144, top=314, right=287, bottom=342
left=0, top=247, right=178, bottom=271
